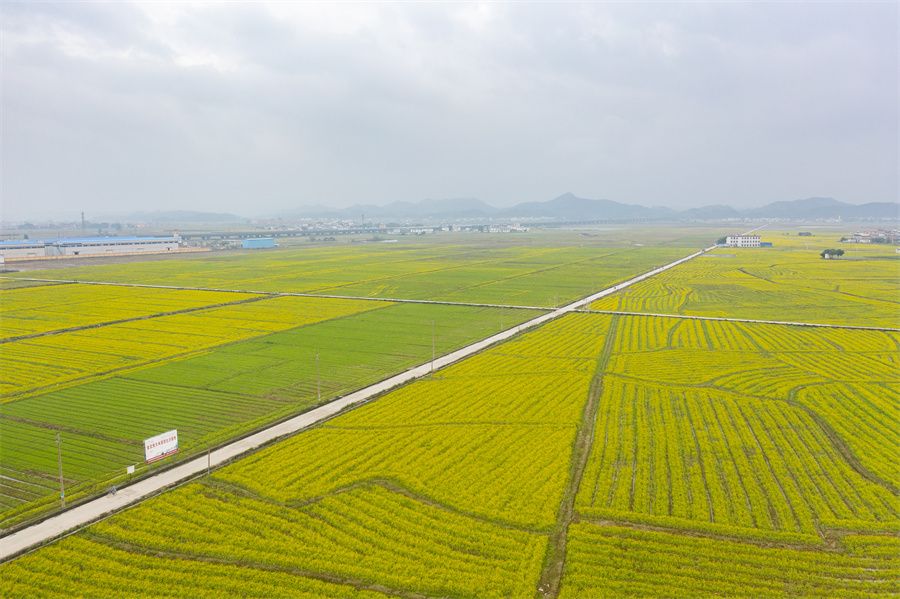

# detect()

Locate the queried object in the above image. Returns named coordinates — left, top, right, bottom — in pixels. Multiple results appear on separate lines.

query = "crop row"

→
left=1, top=312, right=615, bottom=595
left=607, top=319, right=899, bottom=399
left=614, top=315, right=899, bottom=356
left=218, top=313, right=612, bottom=529
left=6, top=244, right=689, bottom=306
left=2, top=483, right=546, bottom=598
left=0, top=283, right=241, bottom=338
left=559, top=522, right=899, bottom=598
left=86, top=483, right=546, bottom=598
left=576, top=377, right=899, bottom=534
left=0, top=303, right=536, bottom=526
left=793, top=383, right=899, bottom=490
left=0, top=535, right=394, bottom=599
left=0, top=295, right=380, bottom=397
left=2, top=309, right=898, bottom=595
left=591, top=246, right=900, bottom=327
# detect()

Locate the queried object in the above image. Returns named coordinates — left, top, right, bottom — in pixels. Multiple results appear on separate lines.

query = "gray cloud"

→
left=1, top=2, right=896, bottom=219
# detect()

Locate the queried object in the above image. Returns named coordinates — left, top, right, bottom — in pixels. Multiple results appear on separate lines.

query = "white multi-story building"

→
left=725, top=235, right=761, bottom=248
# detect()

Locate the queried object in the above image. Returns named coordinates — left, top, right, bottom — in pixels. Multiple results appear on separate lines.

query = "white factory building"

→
left=724, top=235, right=761, bottom=248
left=0, top=236, right=181, bottom=260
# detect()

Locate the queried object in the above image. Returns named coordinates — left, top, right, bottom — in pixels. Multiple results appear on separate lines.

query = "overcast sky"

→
left=1, top=2, right=896, bottom=219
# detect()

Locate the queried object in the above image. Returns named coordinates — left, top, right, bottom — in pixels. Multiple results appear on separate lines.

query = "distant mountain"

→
left=742, top=197, right=899, bottom=220
left=287, top=195, right=898, bottom=222
left=498, top=192, right=672, bottom=220
left=851, top=202, right=900, bottom=218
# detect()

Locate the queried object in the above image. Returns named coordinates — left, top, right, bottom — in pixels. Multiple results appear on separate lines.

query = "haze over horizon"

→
left=1, top=2, right=897, bottom=221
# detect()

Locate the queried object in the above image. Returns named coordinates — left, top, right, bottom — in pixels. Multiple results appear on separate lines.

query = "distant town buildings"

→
left=0, top=236, right=183, bottom=261
left=840, top=229, right=899, bottom=245
left=724, top=235, right=761, bottom=248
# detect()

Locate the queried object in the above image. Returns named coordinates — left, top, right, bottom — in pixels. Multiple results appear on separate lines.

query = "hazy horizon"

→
left=2, top=2, right=897, bottom=221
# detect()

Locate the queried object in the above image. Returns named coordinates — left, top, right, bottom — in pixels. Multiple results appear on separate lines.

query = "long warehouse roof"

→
left=0, top=236, right=177, bottom=247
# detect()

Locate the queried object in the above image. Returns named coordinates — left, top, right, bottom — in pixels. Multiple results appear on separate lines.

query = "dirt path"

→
left=536, top=316, right=620, bottom=598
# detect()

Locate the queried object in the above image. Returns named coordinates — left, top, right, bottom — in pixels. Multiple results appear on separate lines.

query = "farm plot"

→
left=793, top=383, right=899, bottom=489
left=215, top=313, right=612, bottom=530
left=0, top=303, right=536, bottom=527
left=6, top=243, right=689, bottom=306
left=579, top=315, right=900, bottom=539
left=0, top=313, right=613, bottom=597
left=559, top=523, right=899, bottom=598
left=0, top=279, right=61, bottom=291
left=0, top=295, right=381, bottom=398
left=576, top=378, right=898, bottom=539
left=2, top=311, right=899, bottom=596
left=591, top=244, right=900, bottom=327
left=328, top=246, right=687, bottom=306
left=0, top=535, right=397, bottom=598
left=0, top=283, right=242, bottom=338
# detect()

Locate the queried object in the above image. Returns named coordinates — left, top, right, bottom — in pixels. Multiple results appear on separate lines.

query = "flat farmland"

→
left=7, top=241, right=690, bottom=306
left=3, top=312, right=897, bottom=597
left=592, top=239, right=900, bottom=327
left=560, top=523, right=898, bottom=597
left=0, top=283, right=244, bottom=338
left=578, top=316, right=899, bottom=540
left=0, top=302, right=534, bottom=527
left=0, top=280, right=62, bottom=291
left=2, top=314, right=613, bottom=597
left=0, top=295, right=383, bottom=398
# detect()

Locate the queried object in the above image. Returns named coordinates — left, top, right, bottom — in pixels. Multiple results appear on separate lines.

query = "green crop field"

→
left=5, top=241, right=689, bottom=306
left=3, top=308, right=897, bottom=597
left=0, top=295, right=384, bottom=398
left=0, top=302, right=535, bottom=527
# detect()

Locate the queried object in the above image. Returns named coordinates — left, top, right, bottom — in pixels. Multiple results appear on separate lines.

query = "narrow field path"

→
left=537, top=316, right=620, bottom=598
left=0, top=246, right=713, bottom=561
left=576, top=309, right=900, bottom=332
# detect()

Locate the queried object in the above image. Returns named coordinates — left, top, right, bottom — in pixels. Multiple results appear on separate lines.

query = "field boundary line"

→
left=573, top=515, right=834, bottom=553
left=786, top=387, right=899, bottom=496
left=7, top=279, right=896, bottom=332
left=0, top=294, right=274, bottom=344
left=537, top=315, right=620, bottom=598
left=575, top=309, right=900, bottom=332
left=0, top=245, right=714, bottom=562
left=78, top=531, right=433, bottom=599
left=203, top=476, right=550, bottom=534
left=1, top=276, right=552, bottom=312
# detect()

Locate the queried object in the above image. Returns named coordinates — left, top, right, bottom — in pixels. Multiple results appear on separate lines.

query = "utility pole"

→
left=431, top=320, right=436, bottom=374
left=56, top=432, right=66, bottom=509
left=316, top=351, right=321, bottom=402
